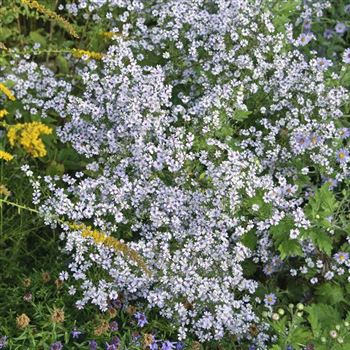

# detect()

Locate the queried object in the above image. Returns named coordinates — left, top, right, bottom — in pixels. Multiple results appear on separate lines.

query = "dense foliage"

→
left=1, top=0, right=350, bottom=349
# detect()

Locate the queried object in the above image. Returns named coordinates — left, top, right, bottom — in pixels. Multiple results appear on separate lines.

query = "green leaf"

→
left=316, top=284, right=345, bottom=305
left=272, top=0, right=301, bottom=31
left=286, top=326, right=312, bottom=347
left=305, top=184, right=338, bottom=222
left=278, top=239, right=303, bottom=259
left=270, top=216, right=302, bottom=258
left=245, top=191, right=272, bottom=220
left=306, top=305, right=322, bottom=338
left=233, top=109, right=252, bottom=121
left=270, top=216, right=295, bottom=246
left=29, top=30, right=47, bottom=47
left=306, top=303, right=340, bottom=336
left=56, top=55, right=69, bottom=74
left=241, top=230, right=258, bottom=250
left=305, top=230, right=333, bottom=256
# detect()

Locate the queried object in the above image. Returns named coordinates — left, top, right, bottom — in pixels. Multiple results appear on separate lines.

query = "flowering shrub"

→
left=1, top=0, right=350, bottom=349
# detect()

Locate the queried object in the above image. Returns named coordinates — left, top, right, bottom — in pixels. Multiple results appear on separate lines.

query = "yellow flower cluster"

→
left=0, top=109, right=8, bottom=119
left=102, top=31, right=124, bottom=39
left=0, top=150, right=13, bottom=161
left=0, top=185, right=11, bottom=197
left=70, top=223, right=151, bottom=276
left=7, top=121, right=52, bottom=158
left=72, top=49, right=104, bottom=60
left=0, top=83, right=15, bottom=101
left=20, top=0, right=79, bottom=38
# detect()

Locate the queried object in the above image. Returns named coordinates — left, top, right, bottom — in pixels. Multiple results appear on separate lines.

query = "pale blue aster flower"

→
left=264, top=293, right=277, bottom=306
left=336, top=149, right=349, bottom=164
left=334, top=252, right=349, bottom=264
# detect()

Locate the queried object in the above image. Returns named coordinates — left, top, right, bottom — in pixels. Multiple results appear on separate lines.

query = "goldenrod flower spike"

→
left=102, top=32, right=124, bottom=39
left=72, top=49, right=104, bottom=60
left=0, top=150, right=14, bottom=161
left=0, top=83, right=15, bottom=101
left=70, top=223, right=151, bottom=276
left=20, top=0, right=79, bottom=39
left=0, top=109, right=8, bottom=119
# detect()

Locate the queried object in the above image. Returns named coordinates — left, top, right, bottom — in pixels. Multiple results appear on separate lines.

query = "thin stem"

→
left=0, top=198, right=40, bottom=214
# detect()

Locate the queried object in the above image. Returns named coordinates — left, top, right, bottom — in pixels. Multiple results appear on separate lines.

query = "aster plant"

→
left=1, top=0, right=350, bottom=349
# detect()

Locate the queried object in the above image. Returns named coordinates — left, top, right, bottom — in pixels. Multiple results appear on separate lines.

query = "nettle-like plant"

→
left=2, top=0, right=350, bottom=348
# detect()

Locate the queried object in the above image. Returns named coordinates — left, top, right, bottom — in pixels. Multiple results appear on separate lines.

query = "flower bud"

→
left=296, top=303, right=304, bottom=311
left=329, top=330, right=338, bottom=339
left=272, top=313, right=280, bottom=321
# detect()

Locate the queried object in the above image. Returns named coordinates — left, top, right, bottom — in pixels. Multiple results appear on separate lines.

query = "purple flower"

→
left=110, top=337, right=120, bottom=346
left=296, top=32, right=314, bottom=46
left=309, top=133, right=323, bottom=146
left=345, top=4, right=350, bottom=13
left=71, top=328, right=82, bottom=339
left=105, top=338, right=119, bottom=350
left=336, top=149, right=350, bottom=164
left=150, top=342, right=159, bottom=350
left=109, top=321, right=118, bottom=331
left=324, top=29, right=334, bottom=39
left=264, top=293, right=277, bottom=306
left=89, top=340, right=98, bottom=350
left=50, top=342, right=63, bottom=350
left=343, top=48, right=350, bottom=64
left=339, top=127, right=350, bottom=139
left=335, top=22, right=347, bottom=34
left=134, top=312, right=148, bottom=327
left=315, top=58, right=332, bottom=71
left=293, top=133, right=311, bottom=153
left=263, top=264, right=274, bottom=275
left=161, top=341, right=176, bottom=350
left=109, top=298, right=122, bottom=309
left=303, top=19, right=312, bottom=31
left=0, top=336, right=8, bottom=349
left=334, top=252, right=349, bottom=264
left=249, top=346, right=256, bottom=350
left=176, top=342, right=185, bottom=350
left=322, top=177, right=338, bottom=190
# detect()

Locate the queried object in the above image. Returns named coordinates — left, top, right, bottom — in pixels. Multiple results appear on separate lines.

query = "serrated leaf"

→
left=306, top=230, right=333, bottom=256
left=316, top=283, right=345, bottom=305
left=241, top=230, right=258, bottom=250
left=305, top=305, right=322, bottom=338
left=233, top=109, right=252, bottom=121
left=305, top=184, right=338, bottom=222
left=278, top=239, right=303, bottom=259
left=286, top=326, right=312, bottom=347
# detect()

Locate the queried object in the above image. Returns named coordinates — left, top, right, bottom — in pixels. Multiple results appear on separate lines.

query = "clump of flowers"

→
left=0, top=150, right=13, bottom=162
left=16, top=313, right=30, bottom=329
left=7, top=121, right=52, bottom=158
left=5, top=0, right=350, bottom=347
left=0, top=109, right=8, bottom=119
left=51, top=308, right=65, bottom=323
